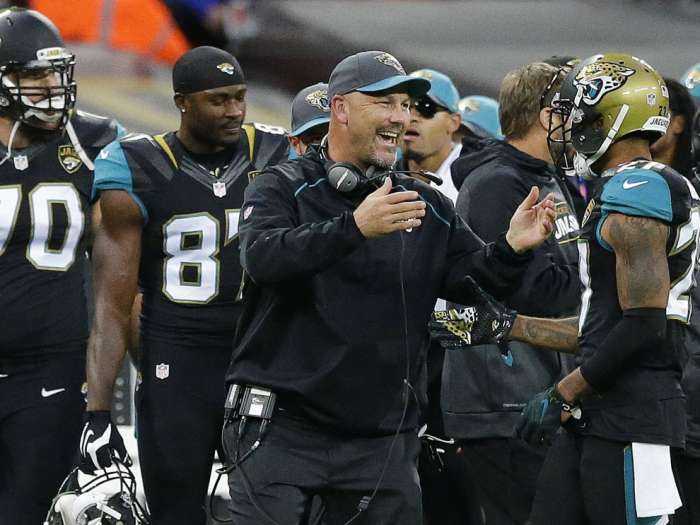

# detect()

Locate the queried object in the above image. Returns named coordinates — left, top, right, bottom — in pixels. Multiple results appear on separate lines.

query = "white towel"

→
left=632, top=442, right=682, bottom=518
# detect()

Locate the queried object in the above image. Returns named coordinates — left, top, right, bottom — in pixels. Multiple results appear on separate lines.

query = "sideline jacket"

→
left=225, top=146, right=534, bottom=436
left=443, top=139, right=580, bottom=439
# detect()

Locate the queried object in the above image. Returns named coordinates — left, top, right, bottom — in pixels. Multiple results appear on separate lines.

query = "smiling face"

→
left=178, top=83, right=247, bottom=150
left=341, top=90, right=411, bottom=169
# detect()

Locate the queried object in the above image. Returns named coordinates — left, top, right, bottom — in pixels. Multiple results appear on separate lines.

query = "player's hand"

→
left=505, top=187, right=556, bottom=253
left=514, top=384, right=579, bottom=447
left=78, top=410, right=130, bottom=474
left=353, top=177, right=426, bottom=239
left=429, top=277, right=517, bottom=348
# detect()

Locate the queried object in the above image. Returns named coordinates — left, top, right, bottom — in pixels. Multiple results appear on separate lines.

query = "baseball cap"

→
left=409, top=69, right=460, bottom=113
left=459, top=96, right=503, bottom=139
left=328, top=50, right=430, bottom=99
left=681, top=63, right=700, bottom=106
left=290, top=83, right=331, bottom=137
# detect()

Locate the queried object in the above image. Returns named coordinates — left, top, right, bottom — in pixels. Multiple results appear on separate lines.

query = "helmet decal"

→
left=574, top=62, right=635, bottom=106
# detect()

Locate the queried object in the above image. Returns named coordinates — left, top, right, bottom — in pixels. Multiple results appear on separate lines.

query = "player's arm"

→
left=78, top=190, right=142, bottom=473
left=86, top=190, right=143, bottom=411
left=558, top=212, right=669, bottom=401
left=509, top=315, right=579, bottom=353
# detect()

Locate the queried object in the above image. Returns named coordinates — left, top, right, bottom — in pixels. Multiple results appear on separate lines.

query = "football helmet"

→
left=44, top=459, right=150, bottom=525
left=547, top=53, right=669, bottom=179
left=0, top=8, right=76, bottom=131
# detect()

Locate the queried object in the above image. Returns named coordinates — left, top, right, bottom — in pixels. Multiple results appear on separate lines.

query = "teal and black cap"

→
left=328, top=50, right=430, bottom=99
left=172, top=46, right=245, bottom=94
left=291, top=82, right=330, bottom=137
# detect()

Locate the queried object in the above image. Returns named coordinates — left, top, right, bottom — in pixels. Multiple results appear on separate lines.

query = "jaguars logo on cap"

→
left=374, top=53, right=405, bottom=75
left=305, top=89, right=330, bottom=112
left=57, top=145, right=82, bottom=174
left=574, top=62, right=635, bottom=106
left=217, top=62, right=236, bottom=76
left=459, top=98, right=481, bottom=113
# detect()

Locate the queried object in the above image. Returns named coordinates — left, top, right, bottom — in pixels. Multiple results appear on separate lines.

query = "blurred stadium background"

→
left=9, top=0, right=698, bottom=522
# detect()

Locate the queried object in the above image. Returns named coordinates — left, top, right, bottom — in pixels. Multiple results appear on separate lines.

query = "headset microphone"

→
left=394, top=169, right=443, bottom=186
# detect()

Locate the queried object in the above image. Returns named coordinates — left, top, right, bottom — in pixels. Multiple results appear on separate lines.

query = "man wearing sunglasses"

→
left=441, top=62, right=581, bottom=525
left=402, top=69, right=463, bottom=203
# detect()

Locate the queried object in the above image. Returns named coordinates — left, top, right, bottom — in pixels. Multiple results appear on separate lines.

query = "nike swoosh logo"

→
left=41, top=387, right=66, bottom=398
left=622, top=180, right=648, bottom=190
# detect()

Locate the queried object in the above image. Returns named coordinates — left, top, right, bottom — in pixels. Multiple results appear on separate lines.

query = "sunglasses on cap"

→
left=412, top=97, right=449, bottom=119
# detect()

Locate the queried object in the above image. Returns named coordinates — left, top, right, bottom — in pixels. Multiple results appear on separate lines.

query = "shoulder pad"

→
left=602, top=168, right=672, bottom=223
left=242, top=122, right=290, bottom=171
left=69, top=110, right=125, bottom=149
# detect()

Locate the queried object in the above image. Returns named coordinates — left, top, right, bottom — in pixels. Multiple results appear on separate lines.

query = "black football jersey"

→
left=92, top=123, right=289, bottom=348
left=577, top=160, right=699, bottom=446
left=0, top=111, right=123, bottom=355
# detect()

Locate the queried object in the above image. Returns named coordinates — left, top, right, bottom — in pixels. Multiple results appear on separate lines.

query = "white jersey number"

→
left=0, top=183, right=85, bottom=271
left=162, top=210, right=240, bottom=304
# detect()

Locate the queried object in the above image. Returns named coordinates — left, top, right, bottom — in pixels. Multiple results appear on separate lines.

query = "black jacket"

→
left=442, top=139, right=581, bottom=439
left=225, top=147, right=533, bottom=436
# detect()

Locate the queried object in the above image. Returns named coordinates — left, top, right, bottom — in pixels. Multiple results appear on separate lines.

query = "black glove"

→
left=78, top=410, right=130, bottom=474
left=514, top=384, right=580, bottom=447
left=430, top=277, right=517, bottom=348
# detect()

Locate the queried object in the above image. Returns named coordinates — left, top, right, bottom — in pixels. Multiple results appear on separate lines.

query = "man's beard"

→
left=401, top=148, right=425, bottom=163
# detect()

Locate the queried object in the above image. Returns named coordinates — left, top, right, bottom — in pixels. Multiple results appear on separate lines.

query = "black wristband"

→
left=580, top=308, right=666, bottom=392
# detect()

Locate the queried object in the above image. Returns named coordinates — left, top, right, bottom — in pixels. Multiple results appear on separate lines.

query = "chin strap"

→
left=0, top=120, right=21, bottom=166
left=66, top=120, right=95, bottom=171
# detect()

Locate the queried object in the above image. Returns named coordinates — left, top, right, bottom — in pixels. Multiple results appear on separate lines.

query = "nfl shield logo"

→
left=13, top=155, right=28, bottom=171
left=155, top=363, right=170, bottom=380
left=212, top=181, right=227, bottom=198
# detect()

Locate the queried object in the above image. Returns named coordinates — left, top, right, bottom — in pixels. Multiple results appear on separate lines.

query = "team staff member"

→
left=224, top=50, right=556, bottom=525
left=79, top=46, right=288, bottom=525
left=398, top=67, right=482, bottom=525
left=444, top=62, right=580, bottom=525
left=288, top=82, right=330, bottom=157
left=0, top=9, right=124, bottom=525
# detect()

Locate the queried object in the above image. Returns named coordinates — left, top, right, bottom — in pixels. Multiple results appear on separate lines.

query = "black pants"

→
left=419, top=441, right=483, bottom=525
left=671, top=451, right=700, bottom=525
left=458, top=437, right=545, bottom=525
left=225, top=413, right=422, bottom=525
left=136, top=339, right=230, bottom=525
left=0, top=350, right=86, bottom=525
left=530, top=430, right=677, bottom=525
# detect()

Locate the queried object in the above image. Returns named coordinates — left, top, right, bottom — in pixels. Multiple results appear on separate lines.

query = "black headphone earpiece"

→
left=326, top=161, right=388, bottom=194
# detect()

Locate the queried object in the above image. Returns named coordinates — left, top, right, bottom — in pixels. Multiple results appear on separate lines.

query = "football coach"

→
left=222, top=50, right=556, bottom=525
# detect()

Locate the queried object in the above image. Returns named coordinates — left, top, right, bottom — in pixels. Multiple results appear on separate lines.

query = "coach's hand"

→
left=506, top=187, right=556, bottom=253
left=353, top=177, right=426, bottom=239
left=79, top=410, right=130, bottom=474
left=430, top=277, right=517, bottom=348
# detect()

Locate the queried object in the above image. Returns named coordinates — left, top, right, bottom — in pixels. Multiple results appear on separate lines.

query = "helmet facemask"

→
left=0, top=52, right=76, bottom=133
left=547, top=94, right=584, bottom=177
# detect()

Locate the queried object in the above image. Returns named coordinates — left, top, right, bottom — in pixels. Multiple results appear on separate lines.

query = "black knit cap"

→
left=172, top=46, right=245, bottom=94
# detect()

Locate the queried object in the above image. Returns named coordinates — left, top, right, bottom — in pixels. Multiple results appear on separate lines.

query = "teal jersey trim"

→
left=597, top=169, right=673, bottom=252
left=92, top=140, right=148, bottom=223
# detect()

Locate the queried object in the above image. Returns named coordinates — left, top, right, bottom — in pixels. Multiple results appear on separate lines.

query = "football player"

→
left=514, top=53, right=695, bottom=524
left=0, top=8, right=124, bottom=525
left=80, top=46, right=289, bottom=525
